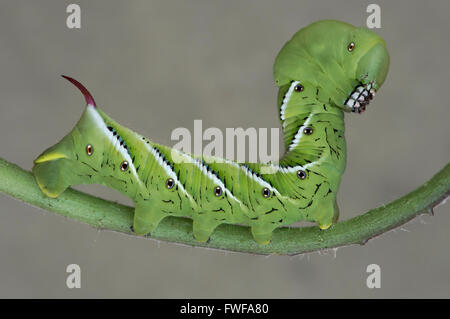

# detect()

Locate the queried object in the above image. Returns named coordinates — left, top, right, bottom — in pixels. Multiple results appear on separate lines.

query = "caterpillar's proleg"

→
left=315, top=198, right=338, bottom=230
left=192, top=219, right=222, bottom=243
left=133, top=203, right=168, bottom=236
left=250, top=226, right=274, bottom=245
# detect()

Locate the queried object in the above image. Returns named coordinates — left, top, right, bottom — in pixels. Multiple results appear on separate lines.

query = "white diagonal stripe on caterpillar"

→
left=209, top=157, right=282, bottom=196
left=176, top=152, right=243, bottom=205
left=139, top=138, right=195, bottom=202
left=287, top=113, right=314, bottom=152
left=86, top=106, right=143, bottom=186
left=260, top=156, right=323, bottom=174
left=280, top=80, right=299, bottom=121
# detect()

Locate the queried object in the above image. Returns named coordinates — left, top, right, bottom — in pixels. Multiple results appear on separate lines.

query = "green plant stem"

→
left=0, top=158, right=449, bottom=255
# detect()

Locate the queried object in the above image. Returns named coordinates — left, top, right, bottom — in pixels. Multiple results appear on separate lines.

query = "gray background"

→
left=0, top=0, right=449, bottom=298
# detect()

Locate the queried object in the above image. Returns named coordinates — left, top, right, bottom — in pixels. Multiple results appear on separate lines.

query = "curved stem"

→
left=0, top=158, right=449, bottom=255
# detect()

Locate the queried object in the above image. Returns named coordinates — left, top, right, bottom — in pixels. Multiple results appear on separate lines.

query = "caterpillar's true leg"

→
left=251, top=226, right=274, bottom=245
left=132, top=203, right=168, bottom=236
left=192, top=218, right=222, bottom=243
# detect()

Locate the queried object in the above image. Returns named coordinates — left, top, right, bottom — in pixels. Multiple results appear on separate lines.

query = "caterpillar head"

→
left=32, top=76, right=134, bottom=198
left=274, top=20, right=390, bottom=113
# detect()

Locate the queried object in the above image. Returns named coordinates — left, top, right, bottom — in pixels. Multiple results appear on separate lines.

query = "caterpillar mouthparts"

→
left=345, top=82, right=376, bottom=114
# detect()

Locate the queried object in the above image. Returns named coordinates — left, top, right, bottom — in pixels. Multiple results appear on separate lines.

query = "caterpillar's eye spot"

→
left=303, top=127, right=313, bottom=135
left=297, top=170, right=306, bottom=180
left=86, top=144, right=93, bottom=156
left=214, top=186, right=223, bottom=197
left=165, top=178, right=175, bottom=189
left=294, top=84, right=304, bottom=92
left=347, top=42, right=355, bottom=52
left=120, top=161, right=129, bottom=171
left=262, top=187, right=271, bottom=198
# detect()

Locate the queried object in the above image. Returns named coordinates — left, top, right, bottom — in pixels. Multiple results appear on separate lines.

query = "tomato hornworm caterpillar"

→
left=32, top=20, right=389, bottom=245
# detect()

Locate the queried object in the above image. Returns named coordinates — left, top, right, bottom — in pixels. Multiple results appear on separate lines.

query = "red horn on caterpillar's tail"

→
left=61, top=75, right=96, bottom=107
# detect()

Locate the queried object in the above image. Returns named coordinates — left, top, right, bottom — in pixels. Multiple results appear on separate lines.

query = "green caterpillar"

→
left=32, top=20, right=389, bottom=245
